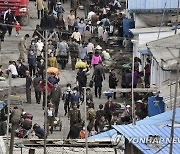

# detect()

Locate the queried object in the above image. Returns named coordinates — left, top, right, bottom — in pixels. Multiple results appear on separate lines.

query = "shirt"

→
left=71, top=32, right=81, bottom=42
left=78, top=23, right=86, bottom=35
left=8, top=64, right=18, bottom=76
left=98, top=26, right=104, bottom=38
left=67, top=14, right=75, bottom=26
left=26, top=76, right=32, bottom=88
left=57, top=41, right=69, bottom=55
left=87, top=43, right=94, bottom=53
left=88, top=11, right=95, bottom=20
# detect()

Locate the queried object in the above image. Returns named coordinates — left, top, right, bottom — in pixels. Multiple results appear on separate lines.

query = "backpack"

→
left=63, top=91, right=72, bottom=103
left=70, top=43, right=78, bottom=54
left=104, top=19, right=110, bottom=27
left=57, top=6, right=64, bottom=14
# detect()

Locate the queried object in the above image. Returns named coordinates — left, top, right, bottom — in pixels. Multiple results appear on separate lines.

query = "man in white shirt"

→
left=36, top=39, right=44, bottom=56
left=7, top=61, right=18, bottom=78
left=71, top=27, right=81, bottom=43
left=87, top=11, right=95, bottom=20
left=86, top=39, right=94, bottom=54
left=98, top=22, right=104, bottom=39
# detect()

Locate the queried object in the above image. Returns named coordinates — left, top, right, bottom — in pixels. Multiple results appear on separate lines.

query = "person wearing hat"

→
left=121, top=105, right=132, bottom=123
left=50, top=82, right=62, bottom=117
left=56, top=2, right=65, bottom=16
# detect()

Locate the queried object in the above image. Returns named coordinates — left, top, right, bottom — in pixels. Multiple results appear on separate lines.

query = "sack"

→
left=23, top=113, right=33, bottom=120
left=89, top=80, right=93, bottom=88
left=22, top=118, right=32, bottom=130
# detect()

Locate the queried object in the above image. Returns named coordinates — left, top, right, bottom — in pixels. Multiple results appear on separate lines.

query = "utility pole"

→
left=169, top=49, right=180, bottom=154
left=175, top=0, right=180, bottom=34
left=84, top=87, right=88, bottom=154
left=6, top=71, right=12, bottom=154
left=44, top=30, right=48, bottom=154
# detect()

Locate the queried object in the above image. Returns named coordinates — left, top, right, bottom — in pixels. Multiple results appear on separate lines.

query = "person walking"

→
left=67, top=10, right=75, bottom=32
left=50, top=82, right=62, bottom=117
left=35, top=0, right=44, bottom=19
left=69, top=39, right=80, bottom=70
left=4, top=8, right=16, bottom=36
left=104, top=96, right=116, bottom=123
left=76, top=68, right=87, bottom=95
left=109, top=69, right=118, bottom=99
left=48, top=52, right=58, bottom=68
left=92, top=64, right=105, bottom=99
left=26, top=71, right=32, bottom=104
left=37, top=58, right=45, bottom=79
left=28, top=50, right=36, bottom=77
left=91, top=51, right=102, bottom=68
left=18, top=34, right=30, bottom=62
left=33, top=73, right=42, bottom=104
left=57, top=39, right=69, bottom=69
left=63, top=83, right=72, bottom=116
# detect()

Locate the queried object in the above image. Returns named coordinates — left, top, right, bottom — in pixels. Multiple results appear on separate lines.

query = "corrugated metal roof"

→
left=136, top=108, right=180, bottom=126
left=147, top=34, right=180, bottom=70
left=113, top=125, right=180, bottom=154
left=128, top=0, right=179, bottom=13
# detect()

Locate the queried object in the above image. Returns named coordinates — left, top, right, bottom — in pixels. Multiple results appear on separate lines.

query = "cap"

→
left=126, top=105, right=131, bottom=108
left=137, top=100, right=143, bottom=103
left=96, top=45, right=102, bottom=50
left=57, top=2, right=61, bottom=5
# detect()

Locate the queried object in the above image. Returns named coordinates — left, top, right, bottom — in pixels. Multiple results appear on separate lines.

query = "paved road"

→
left=0, top=1, right=125, bottom=139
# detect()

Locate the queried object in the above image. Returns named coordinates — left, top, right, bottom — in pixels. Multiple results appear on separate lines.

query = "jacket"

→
left=36, top=0, right=44, bottom=10
left=51, top=86, right=62, bottom=102
left=28, top=53, right=36, bottom=66
left=33, top=77, right=42, bottom=92
left=91, top=55, right=102, bottom=65
left=48, top=57, right=58, bottom=68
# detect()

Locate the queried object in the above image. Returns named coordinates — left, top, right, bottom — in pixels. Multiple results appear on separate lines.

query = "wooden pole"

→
left=131, top=47, right=135, bottom=125
left=44, top=30, right=48, bottom=154
left=84, top=87, right=88, bottom=154
left=6, top=71, right=12, bottom=154
left=169, top=49, right=180, bottom=154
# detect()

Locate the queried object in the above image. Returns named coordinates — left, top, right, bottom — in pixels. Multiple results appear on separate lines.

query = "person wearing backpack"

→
left=56, top=2, right=65, bottom=16
left=69, top=38, right=80, bottom=70
left=101, top=15, right=110, bottom=29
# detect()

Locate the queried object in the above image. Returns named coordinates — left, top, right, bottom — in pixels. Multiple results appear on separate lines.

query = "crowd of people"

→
left=0, top=0, right=151, bottom=139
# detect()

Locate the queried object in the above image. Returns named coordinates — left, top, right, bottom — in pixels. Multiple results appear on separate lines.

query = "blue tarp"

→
left=138, top=50, right=149, bottom=55
left=88, top=129, right=117, bottom=140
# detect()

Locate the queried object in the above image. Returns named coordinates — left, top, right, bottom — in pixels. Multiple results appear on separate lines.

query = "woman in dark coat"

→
left=92, top=68, right=103, bottom=99
left=109, top=69, right=118, bottom=99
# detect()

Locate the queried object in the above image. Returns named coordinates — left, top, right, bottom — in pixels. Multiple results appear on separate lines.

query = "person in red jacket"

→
left=39, top=80, right=53, bottom=109
left=15, top=21, right=21, bottom=37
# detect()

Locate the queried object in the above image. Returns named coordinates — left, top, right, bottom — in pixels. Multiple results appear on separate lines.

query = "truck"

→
left=0, top=0, right=30, bottom=26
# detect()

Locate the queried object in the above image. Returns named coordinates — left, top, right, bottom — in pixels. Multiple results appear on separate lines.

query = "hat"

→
left=97, top=21, right=101, bottom=25
left=57, top=2, right=61, bottom=5
left=126, top=105, right=131, bottom=108
left=137, top=100, right=143, bottom=103
left=96, top=45, right=102, bottom=50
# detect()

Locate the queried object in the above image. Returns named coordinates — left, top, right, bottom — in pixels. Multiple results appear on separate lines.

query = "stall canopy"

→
left=88, top=129, right=117, bottom=141
left=147, top=34, right=180, bottom=70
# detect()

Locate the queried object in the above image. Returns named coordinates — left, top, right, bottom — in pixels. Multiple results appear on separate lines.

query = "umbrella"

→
left=47, top=67, right=60, bottom=75
left=75, top=60, right=89, bottom=69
